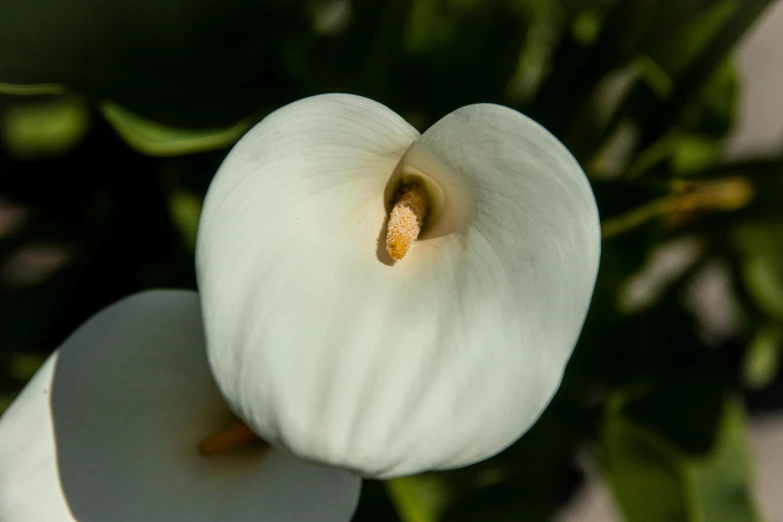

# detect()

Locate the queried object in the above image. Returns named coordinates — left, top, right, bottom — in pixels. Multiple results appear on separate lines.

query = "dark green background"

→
left=2, top=1, right=782, bottom=520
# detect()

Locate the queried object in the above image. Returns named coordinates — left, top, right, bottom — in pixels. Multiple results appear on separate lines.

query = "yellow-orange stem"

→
left=198, top=419, right=266, bottom=457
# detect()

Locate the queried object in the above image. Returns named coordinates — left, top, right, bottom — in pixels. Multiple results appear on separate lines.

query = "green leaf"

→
left=686, top=59, right=739, bottom=138
left=672, top=136, right=721, bottom=173
left=734, top=221, right=783, bottom=322
left=0, top=96, right=89, bottom=159
left=647, top=0, right=740, bottom=75
left=638, top=0, right=773, bottom=148
left=505, top=5, right=564, bottom=105
left=0, top=82, right=65, bottom=96
left=743, top=323, right=782, bottom=390
left=591, top=1, right=761, bottom=169
left=632, top=55, right=673, bottom=98
left=622, top=372, right=725, bottom=455
left=627, top=131, right=721, bottom=178
left=686, top=399, right=760, bottom=522
left=571, top=10, right=601, bottom=46
left=169, top=191, right=203, bottom=250
left=599, top=415, right=690, bottom=522
left=742, top=254, right=783, bottom=319
left=598, top=398, right=761, bottom=522
left=100, top=102, right=253, bottom=156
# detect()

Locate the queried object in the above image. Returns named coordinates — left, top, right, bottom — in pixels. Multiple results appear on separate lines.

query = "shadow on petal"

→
left=44, top=290, right=360, bottom=521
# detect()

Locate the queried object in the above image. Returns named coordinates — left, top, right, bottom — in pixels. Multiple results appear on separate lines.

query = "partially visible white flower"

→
left=0, top=291, right=360, bottom=521
left=196, top=93, right=601, bottom=478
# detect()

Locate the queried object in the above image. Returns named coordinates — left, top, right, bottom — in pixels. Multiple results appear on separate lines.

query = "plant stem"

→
left=602, top=177, right=753, bottom=238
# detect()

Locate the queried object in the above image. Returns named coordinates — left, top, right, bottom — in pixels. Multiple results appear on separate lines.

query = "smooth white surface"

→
left=197, top=94, right=600, bottom=478
left=0, top=290, right=361, bottom=521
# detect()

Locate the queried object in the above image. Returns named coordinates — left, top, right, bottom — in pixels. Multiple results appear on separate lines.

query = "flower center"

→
left=385, top=184, right=428, bottom=261
left=198, top=418, right=267, bottom=457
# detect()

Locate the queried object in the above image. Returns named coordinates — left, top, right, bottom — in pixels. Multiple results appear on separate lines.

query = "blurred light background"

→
left=2, top=0, right=783, bottom=520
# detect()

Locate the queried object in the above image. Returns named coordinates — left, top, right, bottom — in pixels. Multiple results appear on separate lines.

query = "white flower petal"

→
left=0, top=290, right=360, bottom=522
left=197, top=95, right=600, bottom=478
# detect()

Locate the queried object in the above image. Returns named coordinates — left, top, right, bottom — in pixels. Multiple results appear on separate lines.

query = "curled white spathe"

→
left=0, top=291, right=360, bottom=522
left=196, top=94, right=601, bottom=478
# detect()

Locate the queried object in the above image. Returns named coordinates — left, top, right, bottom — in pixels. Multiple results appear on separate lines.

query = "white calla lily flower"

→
left=196, top=94, right=601, bottom=478
left=0, top=291, right=360, bottom=521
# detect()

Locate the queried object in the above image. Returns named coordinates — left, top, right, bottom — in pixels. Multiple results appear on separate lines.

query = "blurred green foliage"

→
left=2, top=0, right=783, bottom=520
left=0, top=96, right=89, bottom=159
left=599, top=398, right=758, bottom=522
